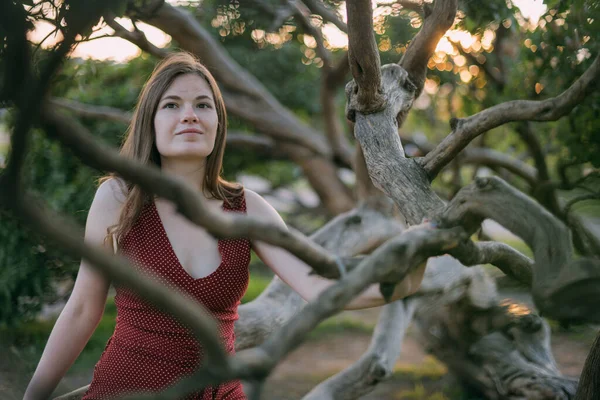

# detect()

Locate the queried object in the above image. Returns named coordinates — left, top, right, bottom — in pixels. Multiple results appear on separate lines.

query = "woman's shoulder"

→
left=89, top=178, right=128, bottom=228
left=243, top=188, right=286, bottom=227
left=96, top=177, right=128, bottom=206
left=242, top=188, right=261, bottom=205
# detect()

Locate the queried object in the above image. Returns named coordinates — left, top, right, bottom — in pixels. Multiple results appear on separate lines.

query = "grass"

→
left=546, top=318, right=599, bottom=343
left=396, top=384, right=448, bottom=400
left=390, top=357, right=484, bottom=400
left=396, top=383, right=482, bottom=400
left=241, top=272, right=272, bottom=303
left=394, top=356, right=448, bottom=380
left=308, top=317, right=374, bottom=340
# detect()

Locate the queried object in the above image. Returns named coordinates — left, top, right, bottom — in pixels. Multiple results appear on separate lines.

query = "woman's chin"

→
left=162, top=150, right=212, bottom=161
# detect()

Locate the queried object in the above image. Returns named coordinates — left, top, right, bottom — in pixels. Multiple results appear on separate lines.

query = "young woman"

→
left=24, top=52, right=427, bottom=400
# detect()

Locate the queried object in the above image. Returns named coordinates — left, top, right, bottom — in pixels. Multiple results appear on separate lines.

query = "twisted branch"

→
left=422, top=55, right=600, bottom=179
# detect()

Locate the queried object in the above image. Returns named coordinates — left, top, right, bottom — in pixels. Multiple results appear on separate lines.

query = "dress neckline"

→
left=151, top=199, right=226, bottom=281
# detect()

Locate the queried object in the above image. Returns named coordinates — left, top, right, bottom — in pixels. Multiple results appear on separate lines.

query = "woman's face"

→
left=154, top=73, right=218, bottom=163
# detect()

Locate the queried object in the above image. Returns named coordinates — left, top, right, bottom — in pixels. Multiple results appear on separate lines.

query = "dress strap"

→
left=112, top=233, right=118, bottom=255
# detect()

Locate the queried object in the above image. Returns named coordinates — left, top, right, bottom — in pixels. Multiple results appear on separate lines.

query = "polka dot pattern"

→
left=82, top=192, right=251, bottom=400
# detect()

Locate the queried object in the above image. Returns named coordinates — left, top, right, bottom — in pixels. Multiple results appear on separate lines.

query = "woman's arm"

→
left=244, top=189, right=427, bottom=310
left=24, top=179, right=123, bottom=400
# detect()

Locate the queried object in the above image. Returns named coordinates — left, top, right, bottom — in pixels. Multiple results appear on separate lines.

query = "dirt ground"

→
left=258, top=308, right=593, bottom=400
left=3, top=306, right=595, bottom=400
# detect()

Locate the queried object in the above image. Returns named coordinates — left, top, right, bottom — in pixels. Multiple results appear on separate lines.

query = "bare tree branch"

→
left=49, top=97, right=132, bottom=124
left=303, top=0, right=348, bottom=33
left=226, top=132, right=279, bottom=155
left=575, top=330, right=600, bottom=400
left=235, top=203, right=405, bottom=347
left=563, top=194, right=600, bottom=216
left=321, top=78, right=354, bottom=168
left=277, top=140, right=356, bottom=213
left=352, top=147, right=381, bottom=203
left=422, top=55, right=600, bottom=180
left=103, top=13, right=169, bottom=58
left=54, top=386, right=89, bottom=400
left=440, top=176, right=600, bottom=323
left=399, top=0, right=458, bottom=96
left=515, top=122, right=550, bottom=182
left=283, top=1, right=354, bottom=167
left=325, top=53, right=351, bottom=90
left=292, top=1, right=332, bottom=67
left=461, top=147, right=538, bottom=185
left=346, top=0, right=385, bottom=113
left=303, top=299, right=416, bottom=399
left=2, top=0, right=120, bottom=193
left=347, top=64, right=442, bottom=224
left=248, top=0, right=296, bottom=32
left=449, top=240, right=534, bottom=287
left=258, top=225, right=464, bottom=370
left=413, top=270, right=578, bottom=399
left=141, top=3, right=331, bottom=157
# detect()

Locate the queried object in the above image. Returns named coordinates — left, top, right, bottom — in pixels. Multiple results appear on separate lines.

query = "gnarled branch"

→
left=440, top=176, right=600, bottom=323
left=49, top=97, right=132, bottom=124
left=422, top=55, right=600, bottom=179
left=460, top=147, right=538, bottom=185
left=399, top=0, right=458, bottom=96
left=346, top=0, right=385, bottom=113
left=303, top=299, right=416, bottom=399
left=103, top=13, right=169, bottom=58
left=303, top=0, right=348, bottom=33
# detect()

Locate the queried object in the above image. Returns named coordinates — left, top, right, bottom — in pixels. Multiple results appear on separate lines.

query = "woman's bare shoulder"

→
left=96, top=177, right=128, bottom=207
left=89, top=178, right=127, bottom=227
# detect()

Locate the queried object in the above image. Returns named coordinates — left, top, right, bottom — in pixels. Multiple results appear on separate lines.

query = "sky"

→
left=27, top=0, right=548, bottom=62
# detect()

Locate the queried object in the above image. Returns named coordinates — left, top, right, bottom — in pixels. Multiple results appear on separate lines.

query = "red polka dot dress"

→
left=82, top=192, right=251, bottom=400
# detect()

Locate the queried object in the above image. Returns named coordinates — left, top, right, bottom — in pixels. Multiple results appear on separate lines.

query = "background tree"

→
left=1, top=0, right=599, bottom=399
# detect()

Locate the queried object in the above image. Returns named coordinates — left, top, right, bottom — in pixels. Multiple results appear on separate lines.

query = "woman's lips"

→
left=176, top=129, right=203, bottom=135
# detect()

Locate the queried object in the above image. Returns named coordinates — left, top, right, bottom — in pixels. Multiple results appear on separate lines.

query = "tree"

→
left=1, top=0, right=599, bottom=399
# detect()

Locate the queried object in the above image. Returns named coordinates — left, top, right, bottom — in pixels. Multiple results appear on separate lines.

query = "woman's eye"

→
left=163, top=103, right=177, bottom=109
left=196, top=103, right=211, bottom=109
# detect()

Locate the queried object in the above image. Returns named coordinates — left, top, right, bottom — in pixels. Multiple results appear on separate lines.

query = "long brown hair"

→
left=100, top=52, right=242, bottom=247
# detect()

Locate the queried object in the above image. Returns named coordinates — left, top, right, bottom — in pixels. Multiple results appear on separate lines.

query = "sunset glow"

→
left=27, top=0, right=548, bottom=63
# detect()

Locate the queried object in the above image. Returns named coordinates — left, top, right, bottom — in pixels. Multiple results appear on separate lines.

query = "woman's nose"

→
left=181, top=105, right=199, bottom=123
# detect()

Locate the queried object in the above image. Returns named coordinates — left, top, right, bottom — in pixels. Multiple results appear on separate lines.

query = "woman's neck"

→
left=160, top=157, right=207, bottom=194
